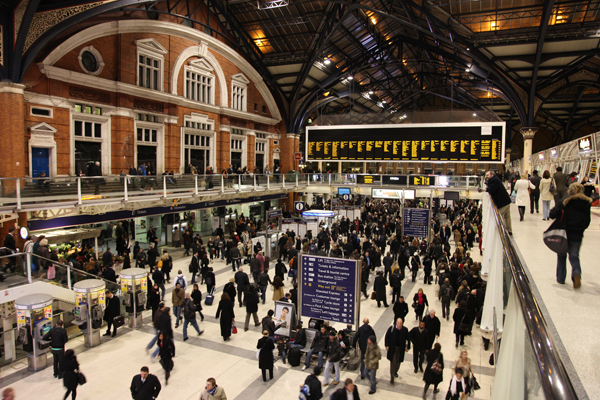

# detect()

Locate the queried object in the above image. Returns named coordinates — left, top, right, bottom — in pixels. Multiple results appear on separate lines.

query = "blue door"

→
left=31, top=147, right=50, bottom=177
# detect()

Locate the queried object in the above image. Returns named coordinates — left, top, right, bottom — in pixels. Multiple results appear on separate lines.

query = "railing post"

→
left=26, top=252, right=32, bottom=284
left=16, top=178, right=21, bottom=210
left=163, top=176, right=167, bottom=198
left=380, top=174, right=383, bottom=187
left=238, top=174, right=242, bottom=190
left=328, top=173, right=331, bottom=185
left=123, top=176, right=128, bottom=202
left=295, top=173, right=298, bottom=188
left=220, top=175, right=225, bottom=194
left=283, top=173, right=286, bottom=189
left=253, top=174, right=257, bottom=190
left=67, top=263, right=72, bottom=290
left=267, top=174, right=270, bottom=190
left=466, top=176, right=470, bottom=189
left=194, top=175, right=199, bottom=195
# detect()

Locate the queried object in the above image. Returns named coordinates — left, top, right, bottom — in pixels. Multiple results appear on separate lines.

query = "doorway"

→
left=231, top=151, right=242, bottom=171
left=75, top=141, right=101, bottom=176
left=255, top=153, right=264, bottom=173
left=31, top=147, right=50, bottom=178
left=138, top=145, right=157, bottom=174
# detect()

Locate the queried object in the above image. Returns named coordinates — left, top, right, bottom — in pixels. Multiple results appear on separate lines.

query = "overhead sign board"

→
left=299, top=255, right=360, bottom=325
left=294, top=201, right=305, bottom=212
left=372, top=188, right=415, bottom=200
left=294, top=152, right=302, bottom=160
left=410, top=175, right=435, bottom=186
left=578, top=135, right=594, bottom=153
left=306, top=122, right=505, bottom=163
left=403, top=208, right=430, bottom=237
left=267, top=209, right=282, bottom=219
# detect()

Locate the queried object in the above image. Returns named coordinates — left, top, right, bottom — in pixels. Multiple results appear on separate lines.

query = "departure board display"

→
left=306, top=122, right=505, bottom=163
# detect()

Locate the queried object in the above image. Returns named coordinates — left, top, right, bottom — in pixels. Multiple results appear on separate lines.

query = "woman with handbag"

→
left=157, top=332, right=175, bottom=385
left=423, top=342, right=444, bottom=398
left=60, top=349, right=80, bottom=400
left=445, top=368, right=467, bottom=400
left=452, top=301, right=469, bottom=347
left=412, top=288, right=429, bottom=321
left=514, top=175, right=535, bottom=221
left=257, top=330, right=275, bottom=382
left=453, top=350, right=473, bottom=397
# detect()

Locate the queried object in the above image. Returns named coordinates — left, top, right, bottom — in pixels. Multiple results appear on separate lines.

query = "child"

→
left=277, top=336, right=289, bottom=364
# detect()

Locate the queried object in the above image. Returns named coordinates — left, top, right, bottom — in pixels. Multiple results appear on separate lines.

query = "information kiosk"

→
left=15, top=294, right=53, bottom=371
left=73, top=279, right=106, bottom=347
left=119, top=268, right=147, bottom=328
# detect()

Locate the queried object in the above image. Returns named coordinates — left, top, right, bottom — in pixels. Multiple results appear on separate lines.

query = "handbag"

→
left=370, top=291, right=376, bottom=300
left=458, top=314, right=471, bottom=333
left=232, top=321, right=238, bottom=334
left=471, top=373, right=481, bottom=390
left=77, top=372, right=87, bottom=386
left=46, top=265, right=56, bottom=280
left=430, top=357, right=443, bottom=374
left=157, top=260, right=163, bottom=269
left=347, top=349, right=361, bottom=371
left=549, top=179, right=556, bottom=193
left=412, top=301, right=418, bottom=309
left=543, top=210, right=568, bottom=254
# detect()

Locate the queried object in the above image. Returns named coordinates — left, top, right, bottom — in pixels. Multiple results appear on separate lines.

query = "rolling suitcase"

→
left=288, top=346, right=301, bottom=367
left=205, top=287, right=215, bottom=306
left=347, top=349, right=360, bottom=371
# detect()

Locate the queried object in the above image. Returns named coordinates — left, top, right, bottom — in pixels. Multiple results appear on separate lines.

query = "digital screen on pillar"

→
left=306, top=122, right=505, bottom=163
left=299, top=255, right=359, bottom=325
left=338, top=187, right=351, bottom=195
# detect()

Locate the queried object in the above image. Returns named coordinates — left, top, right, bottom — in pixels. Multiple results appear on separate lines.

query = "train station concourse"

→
left=0, top=0, right=599, bottom=399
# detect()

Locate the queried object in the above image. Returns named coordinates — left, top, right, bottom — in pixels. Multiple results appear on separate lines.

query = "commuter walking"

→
left=191, top=284, right=205, bottom=321
left=182, top=293, right=204, bottom=341
left=172, top=282, right=185, bottom=328
left=514, top=175, right=534, bottom=221
left=529, top=170, right=541, bottom=214
left=302, top=367, right=323, bottom=400
left=384, top=318, right=410, bottom=384
left=199, top=378, right=226, bottom=400
left=130, top=366, right=161, bottom=400
left=352, top=318, right=376, bottom=379
left=244, top=284, right=261, bottom=331
left=364, top=335, right=381, bottom=394
left=157, top=332, right=174, bottom=384
left=413, top=288, right=429, bottom=321
left=60, top=349, right=79, bottom=400
left=549, top=183, right=591, bottom=288
left=539, top=170, right=554, bottom=220
left=452, top=301, right=469, bottom=347
left=331, top=379, right=360, bottom=400
left=422, top=343, right=444, bottom=398
left=42, top=319, right=68, bottom=379
left=215, top=293, right=235, bottom=341
left=445, top=368, right=466, bottom=400
left=257, top=331, right=275, bottom=382
left=409, top=321, right=430, bottom=373
left=323, top=331, right=343, bottom=386
left=234, top=267, right=250, bottom=308
left=152, top=265, right=165, bottom=301
left=373, top=270, right=389, bottom=308
left=552, top=166, right=568, bottom=202
left=485, top=170, right=513, bottom=235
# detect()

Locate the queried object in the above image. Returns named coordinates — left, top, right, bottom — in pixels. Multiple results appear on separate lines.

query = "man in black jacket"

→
left=393, top=296, right=409, bottom=324
left=323, top=331, right=343, bottom=386
left=385, top=318, right=410, bottom=384
left=409, top=321, right=430, bottom=373
left=303, top=325, right=329, bottom=370
left=352, top=318, right=376, bottom=379
left=485, top=170, right=513, bottom=234
left=104, top=291, right=121, bottom=337
left=42, top=319, right=68, bottom=378
left=303, top=366, right=322, bottom=400
left=130, top=366, right=161, bottom=400
left=234, top=267, right=250, bottom=308
left=189, top=251, right=200, bottom=284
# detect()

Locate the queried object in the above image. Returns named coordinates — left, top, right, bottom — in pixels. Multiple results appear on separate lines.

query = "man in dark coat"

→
left=147, top=244, right=159, bottom=270
left=384, top=318, right=410, bottom=384
left=485, top=170, right=513, bottom=234
left=103, top=290, right=121, bottom=337
left=303, top=367, right=323, bottom=400
left=422, top=310, right=441, bottom=349
left=42, top=319, right=68, bottom=378
left=392, top=296, right=409, bottom=324
left=552, top=166, right=568, bottom=202
left=130, top=366, right=161, bottom=400
left=235, top=267, right=250, bottom=308
left=382, top=252, right=394, bottom=280
left=188, top=251, right=200, bottom=284
left=352, top=318, right=375, bottom=379
left=332, top=378, right=361, bottom=400
left=373, top=271, right=389, bottom=308
left=102, top=247, right=113, bottom=268
left=409, top=321, right=430, bottom=373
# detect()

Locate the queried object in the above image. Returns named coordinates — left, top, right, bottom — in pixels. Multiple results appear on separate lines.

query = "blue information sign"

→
left=300, top=255, right=359, bottom=325
left=294, top=201, right=305, bottom=211
left=403, top=208, right=430, bottom=237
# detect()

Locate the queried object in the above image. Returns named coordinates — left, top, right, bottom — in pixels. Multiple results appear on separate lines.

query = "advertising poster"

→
left=299, top=255, right=359, bottom=325
left=274, top=301, right=295, bottom=337
left=403, top=208, right=430, bottom=238
left=135, top=217, right=147, bottom=243
left=121, top=280, right=128, bottom=293
left=141, top=277, right=148, bottom=291
left=75, top=293, right=84, bottom=306
left=44, top=305, right=52, bottom=319
left=251, top=236, right=266, bottom=253
left=17, top=310, right=26, bottom=328
left=98, top=289, right=106, bottom=308
left=212, top=216, right=220, bottom=231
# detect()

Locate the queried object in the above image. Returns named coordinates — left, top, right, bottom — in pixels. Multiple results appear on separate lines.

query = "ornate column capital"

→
left=519, top=127, right=538, bottom=140
left=505, top=148, right=512, bottom=155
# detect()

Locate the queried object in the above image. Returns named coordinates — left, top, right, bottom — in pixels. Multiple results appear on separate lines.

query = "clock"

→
left=20, top=226, right=29, bottom=240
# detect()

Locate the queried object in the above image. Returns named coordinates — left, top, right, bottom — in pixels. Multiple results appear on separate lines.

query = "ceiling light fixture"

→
left=382, top=100, right=386, bottom=103
left=369, top=90, right=373, bottom=94
left=473, top=113, right=477, bottom=116
left=466, top=68, right=470, bottom=72
left=348, top=75, right=353, bottom=80
left=324, top=59, right=331, bottom=65
left=466, top=47, right=470, bottom=50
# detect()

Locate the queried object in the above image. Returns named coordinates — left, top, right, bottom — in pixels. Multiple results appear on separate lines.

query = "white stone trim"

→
left=0, top=82, right=26, bottom=94
left=41, top=20, right=281, bottom=121
left=77, top=45, right=104, bottom=76
left=37, top=65, right=279, bottom=126
left=174, top=45, right=226, bottom=106
left=136, top=38, right=168, bottom=55
left=70, top=107, right=112, bottom=176
left=29, top=123, right=58, bottom=178
left=134, top=120, right=165, bottom=173
left=30, top=105, right=54, bottom=118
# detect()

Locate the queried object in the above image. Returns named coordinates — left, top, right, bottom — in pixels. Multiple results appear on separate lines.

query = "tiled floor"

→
left=0, top=241, right=494, bottom=400
left=511, top=203, right=600, bottom=399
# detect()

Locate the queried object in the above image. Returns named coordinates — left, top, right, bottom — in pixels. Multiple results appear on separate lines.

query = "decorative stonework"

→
left=254, top=122, right=268, bottom=132
left=13, top=0, right=30, bottom=44
left=24, top=1, right=115, bottom=53
left=69, top=85, right=110, bottom=103
left=568, top=70, right=599, bottom=83
left=538, top=79, right=567, bottom=99
left=509, top=81, right=528, bottom=112
left=519, top=127, right=537, bottom=140
left=230, top=118, right=246, bottom=127
left=133, top=98, right=164, bottom=113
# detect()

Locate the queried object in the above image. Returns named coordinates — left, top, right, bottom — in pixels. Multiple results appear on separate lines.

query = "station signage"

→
left=372, top=188, right=415, bottom=200
left=403, top=208, right=430, bottom=237
left=299, top=255, right=359, bottom=325
left=578, top=135, right=594, bottom=153
left=410, top=175, right=435, bottom=186
left=306, top=122, right=505, bottom=163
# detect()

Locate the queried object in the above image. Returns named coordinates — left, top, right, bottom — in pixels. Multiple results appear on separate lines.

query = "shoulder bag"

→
left=543, top=209, right=568, bottom=254
left=430, top=356, right=443, bottom=375
left=77, top=371, right=87, bottom=385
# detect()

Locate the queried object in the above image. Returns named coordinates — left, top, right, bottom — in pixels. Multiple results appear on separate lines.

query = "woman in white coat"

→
left=538, top=170, right=554, bottom=220
left=514, top=175, right=535, bottom=221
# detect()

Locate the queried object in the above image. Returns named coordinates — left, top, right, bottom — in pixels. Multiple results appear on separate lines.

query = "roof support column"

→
left=520, top=128, right=538, bottom=176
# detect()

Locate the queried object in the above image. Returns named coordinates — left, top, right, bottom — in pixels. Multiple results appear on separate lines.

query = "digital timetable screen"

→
left=306, top=122, right=505, bottom=163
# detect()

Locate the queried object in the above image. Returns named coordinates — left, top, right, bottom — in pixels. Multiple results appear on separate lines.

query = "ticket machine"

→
left=15, top=294, right=53, bottom=371
left=73, top=279, right=106, bottom=347
left=119, top=268, right=148, bottom=328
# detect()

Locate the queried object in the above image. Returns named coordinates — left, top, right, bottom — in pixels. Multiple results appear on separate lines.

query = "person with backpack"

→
left=410, top=252, right=421, bottom=282
left=173, top=270, right=188, bottom=290
left=364, top=335, right=381, bottom=394
left=439, top=278, right=454, bottom=321
left=182, top=293, right=204, bottom=341
left=205, top=267, right=216, bottom=295
left=300, top=366, right=322, bottom=400
left=161, top=250, right=172, bottom=284
left=389, top=267, right=403, bottom=304
left=172, top=282, right=185, bottom=329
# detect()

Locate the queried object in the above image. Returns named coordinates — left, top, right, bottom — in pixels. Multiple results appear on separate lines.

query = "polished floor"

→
left=511, top=203, right=600, bottom=400
left=0, top=239, right=495, bottom=400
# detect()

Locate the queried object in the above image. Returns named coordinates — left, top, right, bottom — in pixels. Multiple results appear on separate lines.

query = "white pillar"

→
left=520, top=128, right=537, bottom=177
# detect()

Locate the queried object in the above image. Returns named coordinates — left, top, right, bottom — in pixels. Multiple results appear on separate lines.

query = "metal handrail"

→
left=489, top=197, right=578, bottom=399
